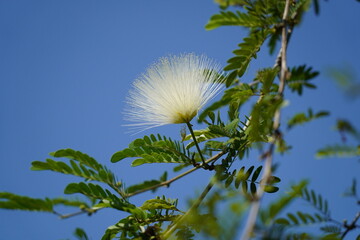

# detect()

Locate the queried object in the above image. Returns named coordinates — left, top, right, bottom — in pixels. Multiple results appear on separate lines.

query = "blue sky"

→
left=0, top=0, right=359, bottom=239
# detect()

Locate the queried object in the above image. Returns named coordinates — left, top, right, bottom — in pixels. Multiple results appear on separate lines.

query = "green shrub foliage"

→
left=1, top=0, right=359, bottom=239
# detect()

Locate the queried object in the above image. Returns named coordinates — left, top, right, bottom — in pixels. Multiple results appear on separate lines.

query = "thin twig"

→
left=341, top=212, right=360, bottom=239
left=186, top=122, right=208, bottom=167
left=126, top=151, right=225, bottom=198
left=240, top=0, right=291, bottom=239
left=55, top=208, right=98, bottom=219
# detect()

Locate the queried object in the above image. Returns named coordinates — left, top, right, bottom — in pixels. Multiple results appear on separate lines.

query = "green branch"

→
left=241, top=0, right=291, bottom=239
left=126, top=151, right=225, bottom=198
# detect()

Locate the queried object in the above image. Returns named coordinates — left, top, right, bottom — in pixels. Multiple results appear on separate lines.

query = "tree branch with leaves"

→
left=1, top=1, right=359, bottom=239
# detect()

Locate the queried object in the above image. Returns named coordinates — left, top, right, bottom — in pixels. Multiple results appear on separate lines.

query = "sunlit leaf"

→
left=316, top=145, right=360, bottom=158
left=111, top=134, right=192, bottom=166
left=287, top=65, right=319, bottom=95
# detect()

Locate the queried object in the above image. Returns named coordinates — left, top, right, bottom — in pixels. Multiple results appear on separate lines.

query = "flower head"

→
left=125, top=53, right=224, bottom=132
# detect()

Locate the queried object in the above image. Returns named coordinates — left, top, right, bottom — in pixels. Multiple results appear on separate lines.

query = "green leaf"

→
left=199, top=87, right=255, bottom=121
left=264, top=186, right=279, bottom=193
left=111, top=134, right=192, bottom=166
left=31, top=150, right=118, bottom=189
left=287, top=213, right=299, bottom=225
left=0, top=192, right=53, bottom=212
left=316, top=145, right=360, bottom=158
left=256, top=68, right=279, bottom=94
left=175, top=226, right=195, bottom=240
left=275, top=218, right=290, bottom=225
left=266, top=180, right=308, bottom=222
left=301, top=187, right=332, bottom=220
left=225, top=70, right=238, bottom=87
left=235, top=167, right=246, bottom=188
left=297, top=211, right=308, bottom=224
left=267, top=176, right=281, bottom=184
left=205, top=0, right=280, bottom=31
left=64, top=183, right=136, bottom=213
left=244, top=166, right=254, bottom=180
left=343, top=178, right=357, bottom=197
left=126, top=172, right=167, bottom=194
left=320, top=233, right=341, bottom=240
left=225, top=30, right=271, bottom=86
left=208, top=111, right=216, bottom=124
left=303, top=188, right=310, bottom=200
left=224, top=118, right=240, bottom=134
left=287, top=65, right=319, bottom=95
left=320, top=225, right=341, bottom=234
left=318, top=194, right=323, bottom=211
left=275, top=211, right=326, bottom=227
left=207, top=119, right=239, bottom=138
left=225, top=174, right=234, bottom=188
left=310, top=190, right=317, bottom=206
left=313, top=0, right=320, bottom=15
left=268, top=28, right=281, bottom=55
left=315, top=213, right=324, bottom=222
left=304, top=213, right=316, bottom=223
left=31, top=160, right=53, bottom=171
left=241, top=181, right=248, bottom=194
left=64, top=183, right=81, bottom=195
left=0, top=192, right=89, bottom=213
left=74, top=228, right=89, bottom=240
left=50, top=149, right=102, bottom=170
left=327, top=65, right=360, bottom=98
left=234, top=165, right=273, bottom=193
left=335, top=119, right=360, bottom=141
left=250, top=182, right=257, bottom=195
left=140, top=198, right=179, bottom=211
left=101, top=218, right=143, bottom=240
left=205, top=140, right=227, bottom=151
left=183, top=128, right=225, bottom=149
left=51, top=197, right=89, bottom=208
left=288, top=109, right=329, bottom=129
left=205, top=10, right=268, bottom=30
left=199, top=84, right=254, bottom=121
left=251, top=166, right=262, bottom=182
left=245, top=94, right=283, bottom=142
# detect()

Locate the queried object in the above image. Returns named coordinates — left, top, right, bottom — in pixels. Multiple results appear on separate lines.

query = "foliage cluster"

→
left=1, top=0, right=359, bottom=239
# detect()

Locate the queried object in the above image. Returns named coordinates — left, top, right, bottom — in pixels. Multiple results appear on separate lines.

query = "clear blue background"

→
left=0, top=0, right=359, bottom=239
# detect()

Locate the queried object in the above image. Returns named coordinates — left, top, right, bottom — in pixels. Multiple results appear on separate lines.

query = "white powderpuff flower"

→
left=125, top=53, right=224, bottom=132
